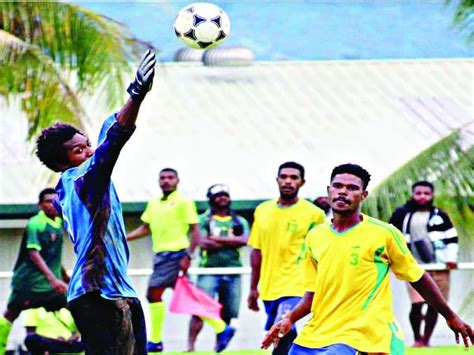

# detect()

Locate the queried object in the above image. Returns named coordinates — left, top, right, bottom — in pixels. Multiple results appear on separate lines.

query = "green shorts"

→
left=7, top=289, right=67, bottom=313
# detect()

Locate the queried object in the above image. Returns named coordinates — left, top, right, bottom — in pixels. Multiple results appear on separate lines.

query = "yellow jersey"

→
left=295, top=215, right=424, bottom=354
left=141, top=190, right=199, bottom=253
left=248, top=198, right=325, bottom=301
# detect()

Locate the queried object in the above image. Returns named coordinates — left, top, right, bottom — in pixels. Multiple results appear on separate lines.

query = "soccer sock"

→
left=149, top=302, right=166, bottom=343
left=200, top=316, right=226, bottom=334
left=0, top=315, right=13, bottom=353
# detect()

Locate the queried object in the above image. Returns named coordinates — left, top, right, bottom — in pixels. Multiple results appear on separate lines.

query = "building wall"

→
left=1, top=215, right=473, bottom=352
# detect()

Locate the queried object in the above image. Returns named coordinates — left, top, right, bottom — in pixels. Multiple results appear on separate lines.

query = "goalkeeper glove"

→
left=127, top=49, right=156, bottom=102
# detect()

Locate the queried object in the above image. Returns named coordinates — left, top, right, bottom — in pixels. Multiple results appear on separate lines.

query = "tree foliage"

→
left=0, top=1, right=150, bottom=139
left=363, top=127, right=474, bottom=244
left=447, top=0, right=474, bottom=43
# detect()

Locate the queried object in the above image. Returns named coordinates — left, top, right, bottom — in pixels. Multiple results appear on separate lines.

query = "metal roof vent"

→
left=174, top=48, right=204, bottom=62
left=203, top=46, right=254, bottom=66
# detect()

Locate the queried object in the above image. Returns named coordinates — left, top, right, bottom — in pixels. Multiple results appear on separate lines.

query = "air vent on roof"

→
left=174, top=48, right=204, bottom=62
left=203, top=46, right=254, bottom=66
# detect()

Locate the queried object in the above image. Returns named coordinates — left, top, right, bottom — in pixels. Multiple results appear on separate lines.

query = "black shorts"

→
left=7, top=289, right=67, bottom=314
left=68, top=292, right=147, bottom=355
left=149, top=249, right=187, bottom=289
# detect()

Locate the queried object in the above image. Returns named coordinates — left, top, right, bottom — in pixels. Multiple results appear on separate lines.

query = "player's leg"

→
left=188, top=316, right=204, bottom=352
left=0, top=309, right=18, bottom=354
left=128, top=297, right=147, bottom=355
left=147, top=286, right=166, bottom=352
left=423, top=305, right=438, bottom=346
left=24, top=333, right=84, bottom=354
left=0, top=290, right=30, bottom=353
left=188, top=275, right=216, bottom=351
left=409, top=302, right=425, bottom=345
left=406, top=282, right=425, bottom=346
left=422, top=270, right=450, bottom=346
left=147, top=250, right=187, bottom=351
left=69, top=291, right=136, bottom=355
left=207, top=275, right=238, bottom=353
left=218, top=275, right=241, bottom=325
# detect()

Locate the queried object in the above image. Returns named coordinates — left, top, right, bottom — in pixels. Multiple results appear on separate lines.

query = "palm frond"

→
left=0, top=1, right=153, bottom=138
left=0, top=29, right=85, bottom=139
left=362, top=127, right=474, bottom=239
left=445, top=0, right=474, bottom=43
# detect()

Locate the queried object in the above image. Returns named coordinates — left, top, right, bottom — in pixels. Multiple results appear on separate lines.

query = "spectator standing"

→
left=389, top=181, right=459, bottom=347
left=187, top=184, right=249, bottom=352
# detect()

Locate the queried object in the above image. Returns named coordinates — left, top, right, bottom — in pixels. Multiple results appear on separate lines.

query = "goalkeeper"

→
left=35, top=50, right=156, bottom=355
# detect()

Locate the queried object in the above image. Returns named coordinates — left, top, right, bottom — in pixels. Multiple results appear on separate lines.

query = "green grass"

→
left=153, top=346, right=473, bottom=354
left=406, top=346, right=473, bottom=354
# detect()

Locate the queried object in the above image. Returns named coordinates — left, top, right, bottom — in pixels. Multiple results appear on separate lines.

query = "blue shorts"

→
left=196, top=274, right=241, bottom=321
left=263, top=296, right=301, bottom=331
left=289, top=343, right=359, bottom=355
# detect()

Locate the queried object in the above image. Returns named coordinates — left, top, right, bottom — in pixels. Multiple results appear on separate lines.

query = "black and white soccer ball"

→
left=174, top=3, right=231, bottom=50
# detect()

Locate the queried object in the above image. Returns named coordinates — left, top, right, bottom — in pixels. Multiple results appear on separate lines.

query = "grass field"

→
left=153, top=346, right=473, bottom=354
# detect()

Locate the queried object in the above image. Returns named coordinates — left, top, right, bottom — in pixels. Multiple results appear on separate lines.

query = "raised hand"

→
left=127, top=49, right=156, bottom=102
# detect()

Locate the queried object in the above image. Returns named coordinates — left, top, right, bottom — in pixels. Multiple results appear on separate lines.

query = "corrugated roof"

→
left=1, top=59, right=472, bottom=204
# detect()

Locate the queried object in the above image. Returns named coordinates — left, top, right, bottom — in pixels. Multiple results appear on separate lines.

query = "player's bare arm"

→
left=29, top=250, right=67, bottom=294
left=248, top=248, right=262, bottom=311
left=188, top=223, right=201, bottom=255
left=127, top=223, right=151, bottom=241
left=261, top=291, right=314, bottom=349
left=411, top=272, right=474, bottom=348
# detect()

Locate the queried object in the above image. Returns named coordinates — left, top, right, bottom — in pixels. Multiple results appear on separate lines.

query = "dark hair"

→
left=278, top=161, right=305, bottom=180
left=38, top=188, right=56, bottom=203
left=313, top=196, right=330, bottom=214
left=36, top=123, right=85, bottom=172
left=159, top=167, right=178, bottom=177
left=330, top=163, right=371, bottom=189
left=412, top=180, right=434, bottom=192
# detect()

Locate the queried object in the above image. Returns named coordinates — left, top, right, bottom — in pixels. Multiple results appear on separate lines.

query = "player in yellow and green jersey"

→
left=248, top=161, right=326, bottom=355
left=262, top=163, right=474, bottom=355
left=0, top=188, right=68, bottom=354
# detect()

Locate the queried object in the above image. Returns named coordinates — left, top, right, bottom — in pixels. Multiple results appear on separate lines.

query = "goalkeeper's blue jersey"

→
left=55, top=114, right=137, bottom=302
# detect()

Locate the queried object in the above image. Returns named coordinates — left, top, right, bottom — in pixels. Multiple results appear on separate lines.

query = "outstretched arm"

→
left=117, top=49, right=156, bottom=128
left=75, top=51, right=156, bottom=213
left=411, top=273, right=474, bottom=347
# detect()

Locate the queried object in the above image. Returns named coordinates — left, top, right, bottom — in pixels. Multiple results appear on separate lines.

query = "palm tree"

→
left=363, top=123, right=474, bottom=253
left=0, top=1, right=151, bottom=139
left=447, top=0, right=474, bottom=43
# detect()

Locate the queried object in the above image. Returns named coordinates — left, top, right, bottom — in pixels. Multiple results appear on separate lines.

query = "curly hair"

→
left=330, top=163, right=371, bottom=189
left=36, top=123, right=85, bottom=172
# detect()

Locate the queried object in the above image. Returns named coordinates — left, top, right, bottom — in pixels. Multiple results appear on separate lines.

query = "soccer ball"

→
left=174, top=3, right=231, bottom=50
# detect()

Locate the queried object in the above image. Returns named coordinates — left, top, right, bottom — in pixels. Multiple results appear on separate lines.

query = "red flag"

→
left=169, top=276, right=223, bottom=319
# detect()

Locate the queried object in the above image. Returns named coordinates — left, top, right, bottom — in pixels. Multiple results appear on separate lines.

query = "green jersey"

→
left=11, top=210, right=64, bottom=292
left=199, top=212, right=249, bottom=268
